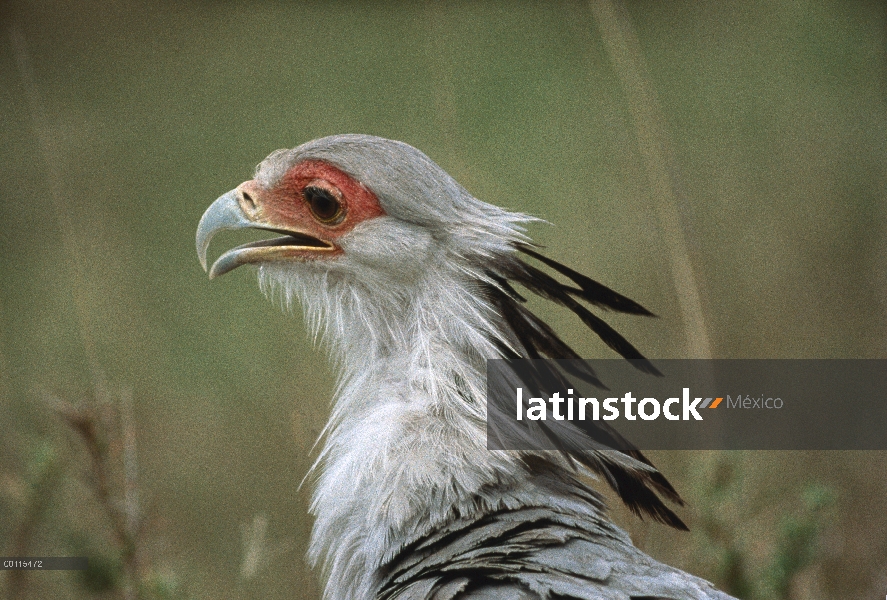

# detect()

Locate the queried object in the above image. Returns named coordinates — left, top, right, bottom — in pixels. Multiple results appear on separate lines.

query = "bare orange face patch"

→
left=255, top=160, right=385, bottom=244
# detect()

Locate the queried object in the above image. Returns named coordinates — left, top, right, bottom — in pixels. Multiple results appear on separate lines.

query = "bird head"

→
left=197, top=134, right=531, bottom=298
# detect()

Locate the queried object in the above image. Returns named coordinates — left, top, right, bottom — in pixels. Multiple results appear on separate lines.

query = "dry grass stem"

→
left=589, top=0, right=713, bottom=359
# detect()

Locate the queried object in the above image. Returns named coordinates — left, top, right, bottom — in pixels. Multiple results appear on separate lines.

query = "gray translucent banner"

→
left=486, top=359, right=887, bottom=450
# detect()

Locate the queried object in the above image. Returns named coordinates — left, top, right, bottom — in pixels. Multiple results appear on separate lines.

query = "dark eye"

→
left=304, top=186, right=344, bottom=224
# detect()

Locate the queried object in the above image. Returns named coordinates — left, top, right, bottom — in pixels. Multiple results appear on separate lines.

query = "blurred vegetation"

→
left=1, top=1, right=886, bottom=598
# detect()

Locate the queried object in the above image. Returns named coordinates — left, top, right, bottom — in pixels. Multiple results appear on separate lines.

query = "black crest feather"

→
left=485, top=245, right=685, bottom=529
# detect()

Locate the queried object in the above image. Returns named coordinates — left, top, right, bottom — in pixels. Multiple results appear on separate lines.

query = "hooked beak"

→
left=196, top=183, right=334, bottom=279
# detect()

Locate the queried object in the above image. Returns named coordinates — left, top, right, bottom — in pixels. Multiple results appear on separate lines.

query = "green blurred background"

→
left=1, top=1, right=885, bottom=598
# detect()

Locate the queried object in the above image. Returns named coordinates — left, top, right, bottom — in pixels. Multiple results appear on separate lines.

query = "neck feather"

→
left=259, top=262, right=528, bottom=600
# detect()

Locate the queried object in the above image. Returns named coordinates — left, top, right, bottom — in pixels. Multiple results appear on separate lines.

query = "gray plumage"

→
left=196, top=134, right=737, bottom=600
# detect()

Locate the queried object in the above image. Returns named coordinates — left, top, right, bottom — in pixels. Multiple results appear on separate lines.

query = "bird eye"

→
left=304, top=186, right=345, bottom=224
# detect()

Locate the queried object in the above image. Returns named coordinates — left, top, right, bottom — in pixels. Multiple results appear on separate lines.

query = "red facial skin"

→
left=235, top=160, right=385, bottom=256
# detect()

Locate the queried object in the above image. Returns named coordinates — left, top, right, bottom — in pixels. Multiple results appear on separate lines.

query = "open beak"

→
left=196, top=185, right=334, bottom=279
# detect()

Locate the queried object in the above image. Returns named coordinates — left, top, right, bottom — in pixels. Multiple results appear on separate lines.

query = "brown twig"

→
left=43, top=387, right=143, bottom=600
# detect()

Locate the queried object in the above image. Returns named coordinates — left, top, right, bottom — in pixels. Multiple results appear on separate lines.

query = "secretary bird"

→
left=196, top=134, right=735, bottom=600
